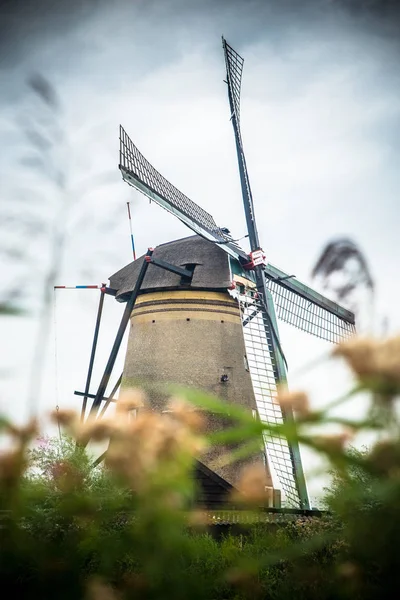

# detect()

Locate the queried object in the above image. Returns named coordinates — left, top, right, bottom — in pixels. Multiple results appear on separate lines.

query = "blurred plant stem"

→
left=27, top=191, right=69, bottom=416
left=22, top=73, right=70, bottom=416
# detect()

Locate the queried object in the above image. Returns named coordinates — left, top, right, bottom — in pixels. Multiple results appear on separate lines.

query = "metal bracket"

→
left=149, top=257, right=194, bottom=280
left=103, top=287, right=117, bottom=296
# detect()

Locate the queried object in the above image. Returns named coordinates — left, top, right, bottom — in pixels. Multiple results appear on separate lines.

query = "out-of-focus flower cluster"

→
left=333, top=335, right=400, bottom=394
left=48, top=390, right=207, bottom=499
left=274, top=387, right=310, bottom=418
left=0, top=418, right=38, bottom=489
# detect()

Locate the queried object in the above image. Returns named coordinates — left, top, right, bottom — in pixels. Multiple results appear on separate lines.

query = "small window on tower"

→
left=244, top=355, right=249, bottom=371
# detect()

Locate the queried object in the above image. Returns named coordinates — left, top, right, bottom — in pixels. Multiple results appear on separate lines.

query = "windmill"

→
left=78, top=38, right=355, bottom=509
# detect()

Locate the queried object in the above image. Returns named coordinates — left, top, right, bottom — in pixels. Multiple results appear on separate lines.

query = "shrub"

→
left=1, top=334, right=400, bottom=598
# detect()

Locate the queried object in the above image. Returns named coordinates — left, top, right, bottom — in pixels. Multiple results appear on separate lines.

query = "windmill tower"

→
left=82, top=38, right=355, bottom=509
left=109, top=235, right=276, bottom=495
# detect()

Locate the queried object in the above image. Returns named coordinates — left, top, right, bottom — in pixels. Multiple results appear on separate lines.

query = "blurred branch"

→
left=311, top=237, right=375, bottom=331
left=27, top=73, right=60, bottom=111
left=0, top=303, right=24, bottom=316
left=312, top=238, right=374, bottom=291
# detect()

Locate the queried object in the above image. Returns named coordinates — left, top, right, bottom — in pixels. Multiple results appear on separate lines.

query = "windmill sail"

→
left=222, top=38, right=244, bottom=128
left=238, top=284, right=305, bottom=507
left=222, top=37, right=259, bottom=251
left=264, top=263, right=356, bottom=343
left=223, top=36, right=311, bottom=507
left=119, top=126, right=247, bottom=262
left=222, top=37, right=356, bottom=344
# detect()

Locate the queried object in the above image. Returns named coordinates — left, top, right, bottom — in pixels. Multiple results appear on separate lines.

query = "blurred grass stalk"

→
left=311, top=237, right=376, bottom=334
left=23, top=74, right=70, bottom=416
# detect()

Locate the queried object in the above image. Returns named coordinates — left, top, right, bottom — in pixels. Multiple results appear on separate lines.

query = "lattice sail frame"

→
left=119, top=126, right=245, bottom=262
left=120, top=126, right=220, bottom=236
left=222, top=36, right=355, bottom=344
left=264, top=267, right=356, bottom=344
left=236, top=283, right=301, bottom=507
left=222, top=37, right=258, bottom=230
left=222, top=37, right=244, bottom=128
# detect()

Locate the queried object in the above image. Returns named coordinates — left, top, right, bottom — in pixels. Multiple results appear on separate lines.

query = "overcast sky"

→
left=1, top=0, right=399, bottom=501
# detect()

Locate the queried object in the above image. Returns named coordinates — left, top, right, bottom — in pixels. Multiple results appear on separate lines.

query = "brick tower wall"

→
left=121, top=289, right=272, bottom=490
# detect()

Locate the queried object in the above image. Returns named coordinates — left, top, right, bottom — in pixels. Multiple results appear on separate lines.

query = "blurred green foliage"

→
left=1, top=334, right=400, bottom=599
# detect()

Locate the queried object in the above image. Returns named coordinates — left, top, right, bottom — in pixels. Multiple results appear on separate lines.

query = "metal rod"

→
left=54, top=285, right=106, bottom=289
left=88, top=248, right=153, bottom=420
left=127, top=202, right=137, bottom=260
left=54, top=284, right=116, bottom=297
left=80, top=285, right=106, bottom=422
left=74, top=391, right=116, bottom=403
left=98, top=373, right=122, bottom=419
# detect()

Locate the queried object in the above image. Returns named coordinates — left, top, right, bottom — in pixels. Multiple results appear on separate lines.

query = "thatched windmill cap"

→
left=109, top=235, right=232, bottom=301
